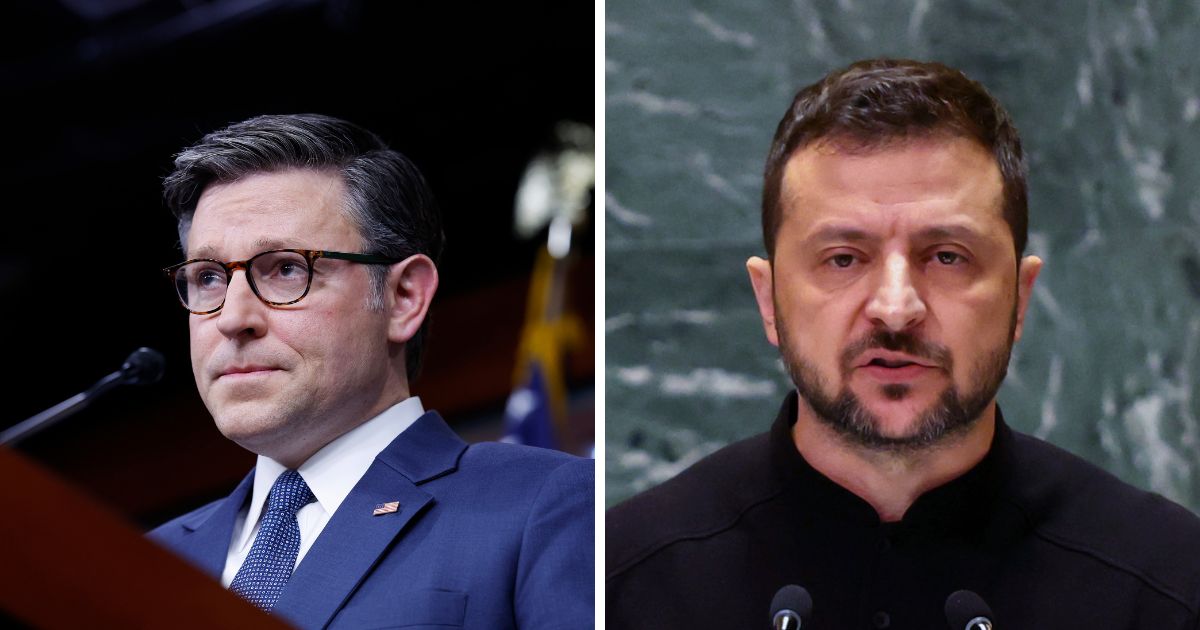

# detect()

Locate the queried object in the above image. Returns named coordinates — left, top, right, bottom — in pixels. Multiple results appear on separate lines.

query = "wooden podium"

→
left=0, top=446, right=291, bottom=629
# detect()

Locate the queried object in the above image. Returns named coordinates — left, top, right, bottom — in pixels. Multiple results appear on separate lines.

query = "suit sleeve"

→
left=514, top=457, right=595, bottom=629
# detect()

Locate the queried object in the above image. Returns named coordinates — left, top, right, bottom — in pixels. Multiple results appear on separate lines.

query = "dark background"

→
left=1, top=0, right=594, bottom=528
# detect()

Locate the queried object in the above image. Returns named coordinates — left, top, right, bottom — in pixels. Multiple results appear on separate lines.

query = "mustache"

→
left=840, top=329, right=952, bottom=371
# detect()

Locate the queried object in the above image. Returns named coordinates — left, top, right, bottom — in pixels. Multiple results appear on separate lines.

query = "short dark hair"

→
left=761, top=58, right=1027, bottom=258
left=163, top=113, right=445, bottom=381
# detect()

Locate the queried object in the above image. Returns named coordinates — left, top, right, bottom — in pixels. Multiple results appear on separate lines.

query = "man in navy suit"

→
left=148, top=114, right=593, bottom=629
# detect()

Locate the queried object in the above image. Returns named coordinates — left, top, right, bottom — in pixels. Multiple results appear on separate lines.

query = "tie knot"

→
left=265, top=470, right=315, bottom=516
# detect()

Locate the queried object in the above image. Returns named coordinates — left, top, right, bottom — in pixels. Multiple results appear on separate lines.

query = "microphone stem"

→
left=1, top=371, right=124, bottom=446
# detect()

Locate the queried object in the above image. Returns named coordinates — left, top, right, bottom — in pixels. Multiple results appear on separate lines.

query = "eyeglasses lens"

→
left=173, top=250, right=313, bottom=312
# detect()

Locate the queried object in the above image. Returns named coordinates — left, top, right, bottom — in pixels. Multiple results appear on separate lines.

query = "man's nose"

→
left=215, top=271, right=267, bottom=339
left=863, top=252, right=927, bottom=332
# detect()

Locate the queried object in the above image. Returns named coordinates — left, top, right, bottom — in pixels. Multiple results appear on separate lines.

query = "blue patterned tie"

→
left=229, top=470, right=315, bottom=611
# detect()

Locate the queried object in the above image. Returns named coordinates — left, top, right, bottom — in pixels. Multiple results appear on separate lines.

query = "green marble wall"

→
left=606, top=0, right=1200, bottom=513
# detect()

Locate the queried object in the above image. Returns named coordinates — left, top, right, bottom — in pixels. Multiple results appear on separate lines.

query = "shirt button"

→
left=877, top=536, right=891, bottom=551
left=871, top=610, right=891, bottom=628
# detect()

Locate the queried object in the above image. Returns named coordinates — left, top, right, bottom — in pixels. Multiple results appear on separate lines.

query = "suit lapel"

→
left=178, top=470, right=255, bottom=579
left=272, top=412, right=467, bottom=630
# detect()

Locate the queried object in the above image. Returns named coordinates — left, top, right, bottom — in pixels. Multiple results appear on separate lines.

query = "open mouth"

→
left=857, top=356, right=934, bottom=382
left=867, top=358, right=918, bottom=369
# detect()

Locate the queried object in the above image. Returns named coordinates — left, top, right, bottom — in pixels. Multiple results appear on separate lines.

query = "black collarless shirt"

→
left=607, top=392, right=1200, bottom=629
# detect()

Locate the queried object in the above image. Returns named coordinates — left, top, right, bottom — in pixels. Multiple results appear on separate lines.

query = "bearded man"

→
left=606, top=59, right=1200, bottom=629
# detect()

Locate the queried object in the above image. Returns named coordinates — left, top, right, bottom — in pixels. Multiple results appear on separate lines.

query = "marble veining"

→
left=606, top=0, right=1200, bottom=512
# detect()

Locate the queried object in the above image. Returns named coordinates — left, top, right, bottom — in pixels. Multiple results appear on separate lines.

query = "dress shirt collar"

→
left=233, top=396, right=426, bottom=552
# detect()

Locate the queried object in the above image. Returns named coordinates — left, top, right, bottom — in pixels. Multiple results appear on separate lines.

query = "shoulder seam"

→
left=1007, top=497, right=1200, bottom=615
left=606, top=485, right=786, bottom=581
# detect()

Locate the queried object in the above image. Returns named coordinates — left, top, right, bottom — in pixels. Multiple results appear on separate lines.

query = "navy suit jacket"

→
left=148, top=411, right=594, bottom=629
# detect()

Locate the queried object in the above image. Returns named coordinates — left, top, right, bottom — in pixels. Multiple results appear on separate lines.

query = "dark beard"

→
left=779, top=321, right=1015, bottom=455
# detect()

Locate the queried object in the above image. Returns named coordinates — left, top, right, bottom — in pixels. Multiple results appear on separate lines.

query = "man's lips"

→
left=853, top=351, right=939, bottom=382
left=216, top=365, right=281, bottom=379
left=854, top=350, right=938, bottom=370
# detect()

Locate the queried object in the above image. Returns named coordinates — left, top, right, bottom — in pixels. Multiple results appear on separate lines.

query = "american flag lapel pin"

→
left=372, top=501, right=400, bottom=516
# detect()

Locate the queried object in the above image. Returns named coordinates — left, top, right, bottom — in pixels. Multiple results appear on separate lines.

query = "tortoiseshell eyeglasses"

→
left=163, top=249, right=401, bottom=314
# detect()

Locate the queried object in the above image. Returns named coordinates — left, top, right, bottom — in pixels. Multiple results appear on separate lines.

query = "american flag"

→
left=372, top=501, right=400, bottom=516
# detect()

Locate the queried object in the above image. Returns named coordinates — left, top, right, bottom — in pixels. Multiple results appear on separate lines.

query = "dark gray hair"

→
left=163, top=113, right=445, bottom=381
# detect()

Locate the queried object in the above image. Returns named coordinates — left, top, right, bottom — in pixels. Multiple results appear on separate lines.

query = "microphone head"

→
left=121, top=347, right=166, bottom=386
left=944, top=589, right=993, bottom=630
left=770, top=584, right=813, bottom=628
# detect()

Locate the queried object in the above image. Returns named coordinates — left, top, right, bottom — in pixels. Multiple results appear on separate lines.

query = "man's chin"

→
left=215, top=417, right=279, bottom=445
left=209, top=401, right=290, bottom=443
left=803, top=384, right=980, bottom=453
left=848, top=416, right=935, bottom=446
left=853, top=389, right=942, bottom=429
left=870, top=395, right=939, bottom=414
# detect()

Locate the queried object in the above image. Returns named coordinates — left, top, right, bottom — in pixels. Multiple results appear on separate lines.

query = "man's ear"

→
left=1013, top=254, right=1043, bottom=343
left=384, top=254, right=439, bottom=344
left=746, top=256, right=779, bottom=347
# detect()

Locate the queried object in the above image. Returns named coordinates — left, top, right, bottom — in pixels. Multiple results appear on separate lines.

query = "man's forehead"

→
left=778, top=136, right=1006, bottom=235
left=196, top=168, right=345, bottom=210
left=184, top=169, right=356, bottom=258
left=784, top=136, right=1000, bottom=191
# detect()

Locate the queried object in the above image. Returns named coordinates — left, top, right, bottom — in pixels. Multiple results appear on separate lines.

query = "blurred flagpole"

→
left=502, top=122, right=594, bottom=454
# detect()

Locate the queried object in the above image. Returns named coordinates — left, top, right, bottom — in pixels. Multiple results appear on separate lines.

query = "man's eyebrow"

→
left=252, top=237, right=307, bottom=251
left=189, top=238, right=308, bottom=260
left=804, top=225, right=877, bottom=245
left=800, top=223, right=991, bottom=248
left=912, top=224, right=987, bottom=242
left=190, top=244, right=220, bottom=259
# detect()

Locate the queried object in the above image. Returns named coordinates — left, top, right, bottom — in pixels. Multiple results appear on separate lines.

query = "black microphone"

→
left=945, top=590, right=994, bottom=630
left=770, top=584, right=813, bottom=629
left=1, top=347, right=166, bottom=446
left=120, top=346, right=167, bottom=385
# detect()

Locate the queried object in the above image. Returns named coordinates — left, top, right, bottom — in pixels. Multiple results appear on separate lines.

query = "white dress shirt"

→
left=220, top=396, right=426, bottom=587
